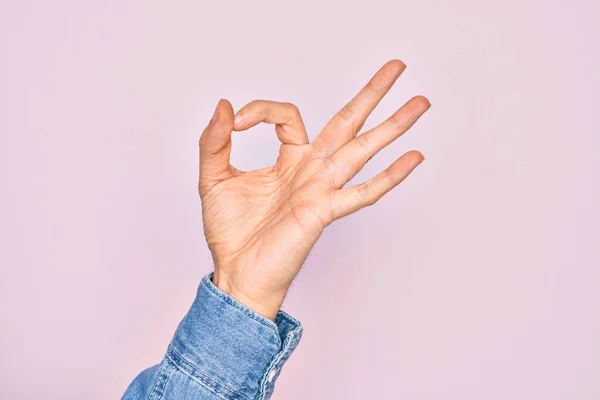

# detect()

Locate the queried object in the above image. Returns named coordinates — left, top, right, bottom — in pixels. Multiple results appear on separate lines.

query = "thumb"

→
left=199, top=99, right=235, bottom=192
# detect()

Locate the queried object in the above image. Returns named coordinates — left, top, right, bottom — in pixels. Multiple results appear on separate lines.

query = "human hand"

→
left=198, top=60, right=430, bottom=320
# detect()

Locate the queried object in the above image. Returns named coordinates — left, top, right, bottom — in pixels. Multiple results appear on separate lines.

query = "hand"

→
left=198, top=59, right=430, bottom=320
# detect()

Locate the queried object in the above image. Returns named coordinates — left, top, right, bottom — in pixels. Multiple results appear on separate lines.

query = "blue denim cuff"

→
left=166, top=272, right=303, bottom=400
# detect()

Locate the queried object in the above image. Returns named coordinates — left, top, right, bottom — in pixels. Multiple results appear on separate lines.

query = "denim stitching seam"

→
left=167, top=344, right=249, bottom=400
left=148, top=360, right=176, bottom=400
left=202, top=274, right=279, bottom=333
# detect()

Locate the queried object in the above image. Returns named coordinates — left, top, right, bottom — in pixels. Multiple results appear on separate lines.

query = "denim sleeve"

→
left=122, top=272, right=303, bottom=400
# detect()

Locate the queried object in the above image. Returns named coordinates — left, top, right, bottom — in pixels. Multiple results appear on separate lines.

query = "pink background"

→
left=1, top=1, right=599, bottom=399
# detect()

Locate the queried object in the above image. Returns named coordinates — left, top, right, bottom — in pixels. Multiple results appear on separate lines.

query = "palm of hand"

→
left=201, top=144, right=334, bottom=309
left=198, top=60, right=430, bottom=319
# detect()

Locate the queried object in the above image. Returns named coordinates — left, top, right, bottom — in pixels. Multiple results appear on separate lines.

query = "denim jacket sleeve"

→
left=122, top=272, right=303, bottom=400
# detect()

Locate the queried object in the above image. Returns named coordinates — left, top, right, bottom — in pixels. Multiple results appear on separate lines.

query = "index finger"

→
left=234, top=100, right=309, bottom=145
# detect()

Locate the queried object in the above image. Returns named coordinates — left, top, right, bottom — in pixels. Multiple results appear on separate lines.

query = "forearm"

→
left=122, top=272, right=302, bottom=400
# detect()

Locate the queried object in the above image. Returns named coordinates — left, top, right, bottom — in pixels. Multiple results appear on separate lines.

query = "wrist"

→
left=167, top=272, right=304, bottom=400
left=211, top=273, right=285, bottom=321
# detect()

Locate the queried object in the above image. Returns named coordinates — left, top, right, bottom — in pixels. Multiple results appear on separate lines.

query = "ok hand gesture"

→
left=198, top=60, right=430, bottom=319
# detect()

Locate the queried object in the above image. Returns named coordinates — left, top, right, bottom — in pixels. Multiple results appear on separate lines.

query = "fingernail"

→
left=233, top=113, right=243, bottom=126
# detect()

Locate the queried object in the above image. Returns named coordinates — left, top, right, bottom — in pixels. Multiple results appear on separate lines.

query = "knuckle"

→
left=355, top=134, right=372, bottom=164
left=383, top=170, right=395, bottom=186
left=357, top=181, right=371, bottom=202
left=284, top=102, right=301, bottom=119
left=338, top=104, right=356, bottom=124
left=313, top=135, right=334, bottom=157
left=245, top=99, right=265, bottom=112
left=364, top=79, right=378, bottom=94
left=284, top=102, right=299, bottom=112
left=197, top=180, right=209, bottom=197
left=391, top=111, right=409, bottom=128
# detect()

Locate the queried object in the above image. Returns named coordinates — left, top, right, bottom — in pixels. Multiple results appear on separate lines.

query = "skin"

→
left=198, top=59, right=430, bottom=320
